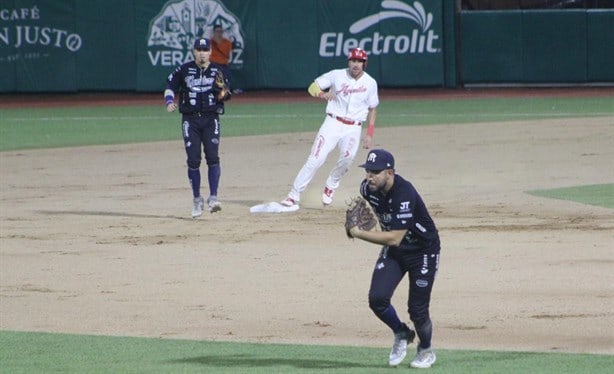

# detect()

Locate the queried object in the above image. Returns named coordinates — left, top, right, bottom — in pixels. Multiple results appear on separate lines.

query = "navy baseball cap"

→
left=359, top=149, right=395, bottom=171
left=193, top=38, right=211, bottom=50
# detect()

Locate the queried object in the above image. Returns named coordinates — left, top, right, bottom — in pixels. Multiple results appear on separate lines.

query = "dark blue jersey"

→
left=165, top=61, right=229, bottom=115
left=360, top=174, right=439, bottom=252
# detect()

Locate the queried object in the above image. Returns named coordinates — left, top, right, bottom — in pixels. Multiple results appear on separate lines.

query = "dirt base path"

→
left=1, top=111, right=613, bottom=354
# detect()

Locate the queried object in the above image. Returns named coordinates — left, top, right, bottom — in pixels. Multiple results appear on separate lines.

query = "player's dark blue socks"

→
left=208, top=164, right=221, bottom=197
left=378, top=305, right=404, bottom=333
left=188, top=168, right=201, bottom=198
left=414, top=318, right=433, bottom=349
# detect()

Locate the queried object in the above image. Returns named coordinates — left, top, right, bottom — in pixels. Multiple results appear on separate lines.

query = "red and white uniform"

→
left=287, top=68, right=379, bottom=202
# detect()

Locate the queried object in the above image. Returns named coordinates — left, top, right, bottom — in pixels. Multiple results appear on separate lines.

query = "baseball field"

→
left=1, top=89, right=613, bottom=372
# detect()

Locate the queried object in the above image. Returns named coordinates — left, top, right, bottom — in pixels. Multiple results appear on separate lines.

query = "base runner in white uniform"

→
left=281, top=48, right=379, bottom=208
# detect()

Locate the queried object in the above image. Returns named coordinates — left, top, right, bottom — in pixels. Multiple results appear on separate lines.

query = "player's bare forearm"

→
left=349, top=227, right=405, bottom=247
left=363, top=107, right=376, bottom=148
left=362, top=135, right=373, bottom=149
left=367, top=107, right=377, bottom=125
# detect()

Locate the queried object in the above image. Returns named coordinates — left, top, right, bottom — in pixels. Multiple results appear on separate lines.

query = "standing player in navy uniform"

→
left=165, top=38, right=231, bottom=218
left=347, top=149, right=440, bottom=369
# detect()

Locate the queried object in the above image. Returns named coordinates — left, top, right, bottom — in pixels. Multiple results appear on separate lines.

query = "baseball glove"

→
left=345, top=196, right=378, bottom=238
left=214, top=70, right=230, bottom=101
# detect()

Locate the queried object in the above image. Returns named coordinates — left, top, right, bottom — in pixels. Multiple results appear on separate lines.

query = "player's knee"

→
left=368, top=294, right=390, bottom=315
left=408, top=305, right=430, bottom=326
left=205, top=157, right=220, bottom=166
left=187, top=159, right=201, bottom=169
left=305, top=157, right=325, bottom=170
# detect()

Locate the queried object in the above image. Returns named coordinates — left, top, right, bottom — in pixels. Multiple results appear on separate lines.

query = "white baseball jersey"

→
left=315, top=68, right=379, bottom=122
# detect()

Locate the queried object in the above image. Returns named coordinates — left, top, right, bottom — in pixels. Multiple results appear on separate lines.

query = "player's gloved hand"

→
left=214, top=71, right=231, bottom=101
left=345, top=196, right=378, bottom=238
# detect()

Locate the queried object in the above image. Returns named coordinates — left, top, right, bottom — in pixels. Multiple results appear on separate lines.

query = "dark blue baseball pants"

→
left=181, top=112, right=220, bottom=169
left=368, top=245, right=440, bottom=348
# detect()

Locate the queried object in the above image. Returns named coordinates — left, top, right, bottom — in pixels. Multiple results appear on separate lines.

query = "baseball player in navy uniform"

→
left=164, top=38, right=231, bottom=218
left=347, top=149, right=440, bottom=369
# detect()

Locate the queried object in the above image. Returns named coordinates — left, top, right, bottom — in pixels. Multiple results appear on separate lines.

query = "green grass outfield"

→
left=0, top=96, right=612, bottom=151
left=1, top=330, right=613, bottom=373
left=528, top=184, right=614, bottom=209
left=1, top=95, right=612, bottom=372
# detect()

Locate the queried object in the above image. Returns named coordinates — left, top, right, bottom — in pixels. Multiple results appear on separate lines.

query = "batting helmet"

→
left=348, top=48, right=368, bottom=67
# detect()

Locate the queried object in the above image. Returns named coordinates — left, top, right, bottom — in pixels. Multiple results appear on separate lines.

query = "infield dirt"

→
left=1, top=95, right=613, bottom=354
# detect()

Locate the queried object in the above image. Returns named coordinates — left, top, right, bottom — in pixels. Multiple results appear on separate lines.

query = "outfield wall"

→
left=460, top=9, right=614, bottom=84
left=0, top=0, right=612, bottom=93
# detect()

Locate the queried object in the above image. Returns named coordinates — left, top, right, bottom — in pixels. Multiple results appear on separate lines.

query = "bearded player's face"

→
left=365, top=169, right=391, bottom=192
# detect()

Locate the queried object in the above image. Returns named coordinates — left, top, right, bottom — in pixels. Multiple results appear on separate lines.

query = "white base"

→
left=249, top=201, right=299, bottom=213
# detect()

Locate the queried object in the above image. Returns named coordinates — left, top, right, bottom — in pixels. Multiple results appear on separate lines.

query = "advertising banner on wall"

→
left=1, top=0, right=445, bottom=92
left=2, top=1, right=610, bottom=93
left=1, top=0, right=138, bottom=92
left=136, top=0, right=444, bottom=91
left=315, top=0, right=444, bottom=87
left=0, top=1, right=82, bottom=91
left=136, top=0, right=249, bottom=92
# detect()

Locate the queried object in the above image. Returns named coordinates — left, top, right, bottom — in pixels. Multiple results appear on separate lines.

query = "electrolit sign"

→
left=146, top=0, right=244, bottom=68
left=319, top=0, right=441, bottom=58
